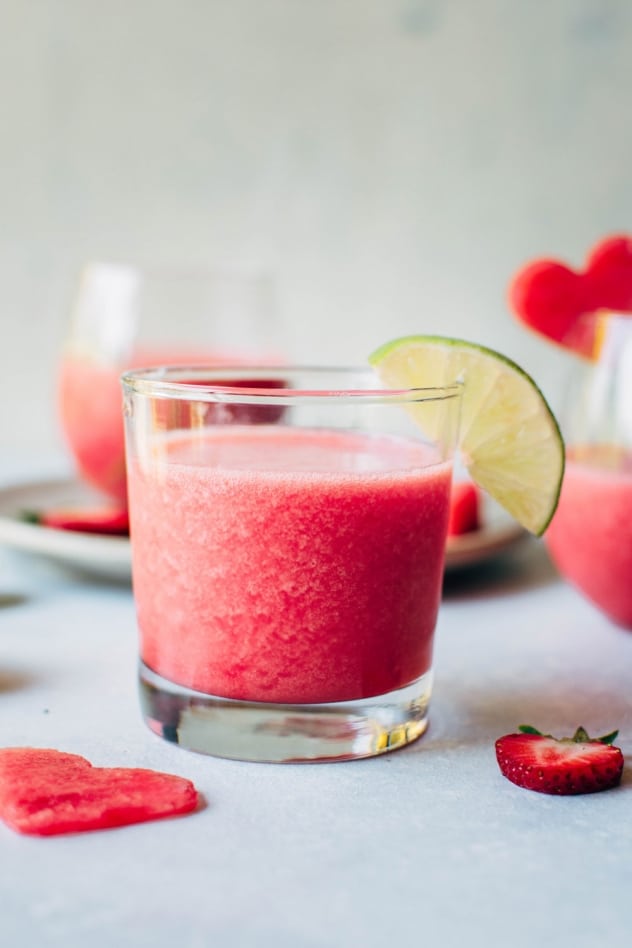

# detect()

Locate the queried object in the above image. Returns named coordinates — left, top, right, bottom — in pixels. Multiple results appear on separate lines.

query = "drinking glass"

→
left=122, top=365, right=462, bottom=762
left=58, top=261, right=278, bottom=504
left=545, top=313, right=632, bottom=628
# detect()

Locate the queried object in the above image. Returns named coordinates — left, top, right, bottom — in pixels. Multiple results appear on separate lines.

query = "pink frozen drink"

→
left=129, top=427, right=452, bottom=704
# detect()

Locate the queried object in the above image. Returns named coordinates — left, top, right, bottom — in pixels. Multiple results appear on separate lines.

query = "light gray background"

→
left=2, top=0, right=632, bottom=455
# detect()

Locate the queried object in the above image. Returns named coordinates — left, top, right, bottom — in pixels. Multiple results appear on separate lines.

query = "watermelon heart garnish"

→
left=508, top=234, right=632, bottom=358
left=0, top=748, right=198, bottom=835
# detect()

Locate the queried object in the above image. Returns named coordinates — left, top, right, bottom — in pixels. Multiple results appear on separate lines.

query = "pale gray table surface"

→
left=1, top=458, right=631, bottom=948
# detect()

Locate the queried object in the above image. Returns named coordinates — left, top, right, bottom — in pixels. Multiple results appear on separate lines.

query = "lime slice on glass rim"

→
left=369, top=335, right=565, bottom=536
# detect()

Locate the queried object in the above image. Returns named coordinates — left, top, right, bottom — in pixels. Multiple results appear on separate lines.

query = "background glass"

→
left=545, top=314, right=632, bottom=628
left=58, top=261, right=279, bottom=504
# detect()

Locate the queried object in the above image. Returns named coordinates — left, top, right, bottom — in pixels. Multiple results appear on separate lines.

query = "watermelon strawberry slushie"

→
left=546, top=447, right=632, bottom=628
left=59, top=356, right=131, bottom=504
left=123, top=367, right=461, bottom=761
left=59, top=260, right=278, bottom=505
left=129, top=427, right=452, bottom=703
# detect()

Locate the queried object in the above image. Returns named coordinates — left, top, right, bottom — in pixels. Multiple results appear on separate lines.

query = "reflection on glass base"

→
left=139, top=662, right=433, bottom=763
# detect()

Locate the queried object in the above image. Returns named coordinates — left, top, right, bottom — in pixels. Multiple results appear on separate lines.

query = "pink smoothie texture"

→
left=128, top=427, right=453, bottom=704
left=546, top=447, right=632, bottom=628
left=59, top=356, right=129, bottom=502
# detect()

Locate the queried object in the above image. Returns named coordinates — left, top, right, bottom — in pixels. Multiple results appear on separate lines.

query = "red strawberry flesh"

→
left=0, top=748, right=198, bottom=835
left=495, top=729, right=624, bottom=795
left=35, top=506, right=129, bottom=536
left=447, top=481, right=480, bottom=536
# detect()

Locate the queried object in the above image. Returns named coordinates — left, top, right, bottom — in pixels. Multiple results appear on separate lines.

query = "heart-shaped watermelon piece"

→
left=508, top=234, right=632, bottom=357
left=585, top=235, right=632, bottom=311
left=0, top=748, right=198, bottom=836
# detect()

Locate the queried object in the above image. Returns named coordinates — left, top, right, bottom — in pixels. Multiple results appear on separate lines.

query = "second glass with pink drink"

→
left=59, top=262, right=278, bottom=505
left=545, top=313, right=632, bottom=628
left=122, top=366, right=462, bottom=762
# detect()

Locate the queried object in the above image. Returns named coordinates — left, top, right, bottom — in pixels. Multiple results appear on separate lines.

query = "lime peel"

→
left=369, top=334, right=565, bottom=536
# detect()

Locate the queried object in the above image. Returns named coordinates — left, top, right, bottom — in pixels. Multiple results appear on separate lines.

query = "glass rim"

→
left=80, top=259, right=274, bottom=284
left=576, top=310, right=631, bottom=323
left=121, top=364, right=463, bottom=406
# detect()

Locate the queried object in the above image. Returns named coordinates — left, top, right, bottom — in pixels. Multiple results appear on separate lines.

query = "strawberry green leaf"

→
left=572, top=726, right=591, bottom=743
left=596, top=729, right=619, bottom=745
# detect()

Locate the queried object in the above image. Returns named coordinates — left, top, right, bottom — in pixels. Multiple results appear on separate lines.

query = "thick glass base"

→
left=139, top=661, right=433, bottom=763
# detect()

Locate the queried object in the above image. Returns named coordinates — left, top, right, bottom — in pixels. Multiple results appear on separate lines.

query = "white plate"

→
left=0, top=477, right=527, bottom=582
left=0, top=478, right=132, bottom=581
left=445, top=505, right=527, bottom=571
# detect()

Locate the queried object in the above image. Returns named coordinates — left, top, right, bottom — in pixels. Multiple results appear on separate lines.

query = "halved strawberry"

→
left=22, top=506, right=129, bottom=536
left=495, top=725, right=624, bottom=795
left=447, top=481, right=481, bottom=536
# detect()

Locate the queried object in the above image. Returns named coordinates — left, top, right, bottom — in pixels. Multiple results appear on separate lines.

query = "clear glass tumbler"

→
left=545, top=313, right=632, bottom=628
left=122, top=366, right=462, bottom=762
left=58, top=261, right=278, bottom=504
